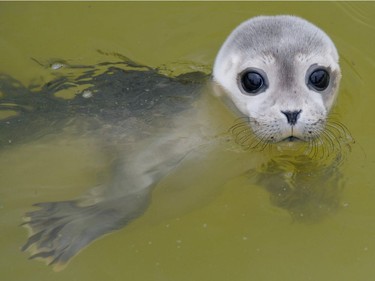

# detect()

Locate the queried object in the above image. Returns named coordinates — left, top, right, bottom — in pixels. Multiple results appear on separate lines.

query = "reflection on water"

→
left=229, top=114, right=354, bottom=222
left=1, top=2, right=375, bottom=281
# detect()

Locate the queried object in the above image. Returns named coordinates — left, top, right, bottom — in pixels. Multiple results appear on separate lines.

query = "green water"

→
left=1, top=2, right=375, bottom=281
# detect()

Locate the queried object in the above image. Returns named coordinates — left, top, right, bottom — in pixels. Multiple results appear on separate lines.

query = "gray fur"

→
left=220, top=16, right=337, bottom=63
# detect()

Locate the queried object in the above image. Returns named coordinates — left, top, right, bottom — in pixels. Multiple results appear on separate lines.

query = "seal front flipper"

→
left=21, top=190, right=150, bottom=271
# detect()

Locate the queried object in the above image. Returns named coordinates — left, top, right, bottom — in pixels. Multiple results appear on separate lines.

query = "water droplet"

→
left=82, top=90, right=93, bottom=99
left=50, top=62, right=64, bottom=70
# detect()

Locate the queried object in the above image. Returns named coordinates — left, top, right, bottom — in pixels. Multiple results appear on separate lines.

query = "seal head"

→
left=213, top=15, right=341, bottom=143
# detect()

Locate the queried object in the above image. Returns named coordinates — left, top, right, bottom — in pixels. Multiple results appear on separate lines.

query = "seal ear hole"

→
left=308, top=69, right=330, bottom=91
left=239, top=69, right=268, bottom=95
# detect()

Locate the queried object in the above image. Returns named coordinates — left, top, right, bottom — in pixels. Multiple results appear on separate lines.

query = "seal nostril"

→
left=281, top=110, right=302, bottom=125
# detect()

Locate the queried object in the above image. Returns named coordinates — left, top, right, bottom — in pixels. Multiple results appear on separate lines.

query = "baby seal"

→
left=21, top=15, right=344, bottom=269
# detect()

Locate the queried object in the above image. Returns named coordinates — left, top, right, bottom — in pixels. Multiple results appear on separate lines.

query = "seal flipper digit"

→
left=21, top=191, right=150, bottom=271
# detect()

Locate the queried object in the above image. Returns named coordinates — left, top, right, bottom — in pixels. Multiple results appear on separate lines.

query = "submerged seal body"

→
left=18, top=15, right=348, bottom=269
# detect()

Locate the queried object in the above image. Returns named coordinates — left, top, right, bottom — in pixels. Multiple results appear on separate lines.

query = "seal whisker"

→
left=321, top=130, right=336, bottom=155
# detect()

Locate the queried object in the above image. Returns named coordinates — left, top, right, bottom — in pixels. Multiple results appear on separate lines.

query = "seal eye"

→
left=308, top=69, right=330, bottom=91
left=241, top=71, right=265, bottom=94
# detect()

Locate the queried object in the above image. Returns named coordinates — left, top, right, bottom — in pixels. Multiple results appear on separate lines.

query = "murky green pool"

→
left=1, top=2, right=375, bottom=281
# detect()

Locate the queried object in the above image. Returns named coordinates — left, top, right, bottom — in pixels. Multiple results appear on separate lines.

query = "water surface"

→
left=1, top=2, right=375, bottom=281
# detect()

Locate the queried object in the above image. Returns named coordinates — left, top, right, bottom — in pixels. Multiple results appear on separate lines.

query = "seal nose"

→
left=281, top=110, right=302, bottom=126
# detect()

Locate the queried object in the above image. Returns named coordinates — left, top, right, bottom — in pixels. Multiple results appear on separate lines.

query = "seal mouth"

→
left=283, top=136, right=302, bottom=142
